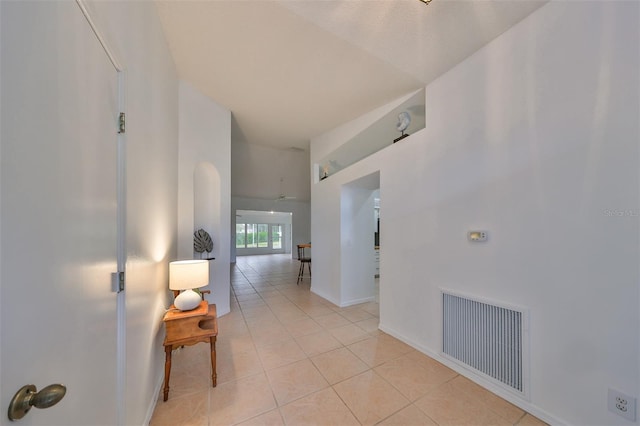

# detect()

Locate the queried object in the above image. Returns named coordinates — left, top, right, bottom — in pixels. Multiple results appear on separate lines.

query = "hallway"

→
left=150, top=254, right=545, bottom=425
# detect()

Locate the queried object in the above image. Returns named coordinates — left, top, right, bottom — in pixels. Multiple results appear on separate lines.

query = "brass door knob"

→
left=8, top=384, right=66, bottom=421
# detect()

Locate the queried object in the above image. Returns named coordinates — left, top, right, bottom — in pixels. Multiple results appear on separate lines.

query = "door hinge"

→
left=118, top=112, right=125, bottom=134
left=111, top=271, right=125, bottom=293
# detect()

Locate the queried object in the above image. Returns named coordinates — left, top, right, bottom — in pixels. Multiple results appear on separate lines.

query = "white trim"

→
left=338, top=295, right=376, bottom=308
left=75, top=0, right=123, bottom=72
left=116, top=70, right=127, bottom=426
left=143, top=372, right=165, bottom=426
left=439, top=287, right=530, bottom=314
left=378, top=322, right=565, bottom=426
left=75, top=2, right=126, bottom=424
left=310, top=287, right=340, bottom=307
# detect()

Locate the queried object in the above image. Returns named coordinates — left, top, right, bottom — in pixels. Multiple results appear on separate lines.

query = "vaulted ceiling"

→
left=155, top=0, right=546, bottom=151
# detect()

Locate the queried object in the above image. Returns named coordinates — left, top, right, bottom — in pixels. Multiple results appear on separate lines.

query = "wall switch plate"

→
left=608, top=388, right=636, bottom=421
left=468, top=231, right=488, bottom=242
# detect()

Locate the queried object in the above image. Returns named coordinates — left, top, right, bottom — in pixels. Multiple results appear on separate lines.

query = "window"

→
left=235, top=224, right=245, bottom=248
left=257, top=224, right=269, bottom=247
left=236, top=223, right=285, bottom=250
left=246, top=224, right=257, bottom=248
left=272, top=225, right=282, bottom=249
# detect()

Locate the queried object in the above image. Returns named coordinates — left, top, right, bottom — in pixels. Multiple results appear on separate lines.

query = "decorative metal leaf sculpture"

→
left=194, top=229, right=213, bottom=254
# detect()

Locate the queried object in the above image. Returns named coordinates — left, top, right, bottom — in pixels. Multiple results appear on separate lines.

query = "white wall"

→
left=310, top=94, right=412, bottom=306
left=79, top=2, right=180, bottom=424
left=178, top=80, right=232, bottom=316
left=231, top=196, right=310, bottom=262
left=310, top=2, right=639, bottom=425
left=232, top=142, right=310, bottom=201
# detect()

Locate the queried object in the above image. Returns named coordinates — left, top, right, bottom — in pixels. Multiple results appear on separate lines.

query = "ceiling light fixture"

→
left=419, top=0, right=432, bottom=4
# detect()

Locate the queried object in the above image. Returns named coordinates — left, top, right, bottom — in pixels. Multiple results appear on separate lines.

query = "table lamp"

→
left=169, top=259, right=209, bottom=311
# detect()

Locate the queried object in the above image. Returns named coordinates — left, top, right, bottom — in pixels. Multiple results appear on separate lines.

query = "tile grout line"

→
left=239, top=260, right=383, bottom=425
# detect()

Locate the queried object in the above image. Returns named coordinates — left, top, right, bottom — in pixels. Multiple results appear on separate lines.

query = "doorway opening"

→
left=340, top=171, right=380, bottom=306
left=235, top=209, right=293, bottom=256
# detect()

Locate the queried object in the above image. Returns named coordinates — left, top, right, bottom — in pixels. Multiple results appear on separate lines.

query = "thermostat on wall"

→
left=468, top=231, right=488, bottom=242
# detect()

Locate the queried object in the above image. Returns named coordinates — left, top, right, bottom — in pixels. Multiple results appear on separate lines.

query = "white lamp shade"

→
left=169, top=260, right=209, bottom=291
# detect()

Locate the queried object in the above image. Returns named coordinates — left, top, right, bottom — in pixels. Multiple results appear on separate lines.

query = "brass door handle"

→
left=8, top=384, right=66, bottom=421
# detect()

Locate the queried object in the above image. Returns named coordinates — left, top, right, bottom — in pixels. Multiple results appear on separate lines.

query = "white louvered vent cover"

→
left=442, top=292, right=527, bottom=395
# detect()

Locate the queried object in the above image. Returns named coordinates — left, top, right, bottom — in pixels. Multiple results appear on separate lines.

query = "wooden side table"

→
left=162, top=301, right=218, bottom=401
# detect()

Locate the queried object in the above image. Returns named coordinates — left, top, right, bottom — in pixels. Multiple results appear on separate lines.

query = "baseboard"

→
left=310, top=286, right=340, bottom=307
left=378, top=322, right=566, bottom=426
left=338, top=295, right=376, bottom=308
left=143, top=364, right=165, bottom=425
left=216, top=305, right=231, bottom=317
left=310, top=287, right=376, bottom=308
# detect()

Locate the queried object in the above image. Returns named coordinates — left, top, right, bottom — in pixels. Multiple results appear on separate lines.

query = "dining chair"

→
left=296, top=244, right=311, bottom=284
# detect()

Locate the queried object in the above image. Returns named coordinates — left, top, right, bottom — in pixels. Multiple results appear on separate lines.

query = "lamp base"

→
left=174, top=289, right=201, bottom=311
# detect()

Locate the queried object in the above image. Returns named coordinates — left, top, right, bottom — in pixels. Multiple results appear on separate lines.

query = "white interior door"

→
left=1, top=1, right=120, bottom=424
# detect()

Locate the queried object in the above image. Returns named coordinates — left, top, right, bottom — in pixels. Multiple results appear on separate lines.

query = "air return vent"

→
left=442, top=291, right=528, bottom=396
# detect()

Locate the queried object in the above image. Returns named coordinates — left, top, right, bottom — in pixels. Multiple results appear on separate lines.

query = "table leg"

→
left=163, top=345, right=172, bottom=401
left=210, top=336, right=217, bottom=387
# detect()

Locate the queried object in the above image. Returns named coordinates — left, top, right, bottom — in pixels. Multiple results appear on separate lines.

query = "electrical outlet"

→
left=608, top=388, right=636, bottom=421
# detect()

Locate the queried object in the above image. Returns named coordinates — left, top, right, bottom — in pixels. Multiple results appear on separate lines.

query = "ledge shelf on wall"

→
left=315, top=88, right=425, bottom=182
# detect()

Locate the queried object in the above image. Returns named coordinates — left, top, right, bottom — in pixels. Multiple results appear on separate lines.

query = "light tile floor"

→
left=150, top=254, right=546, bottom=426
